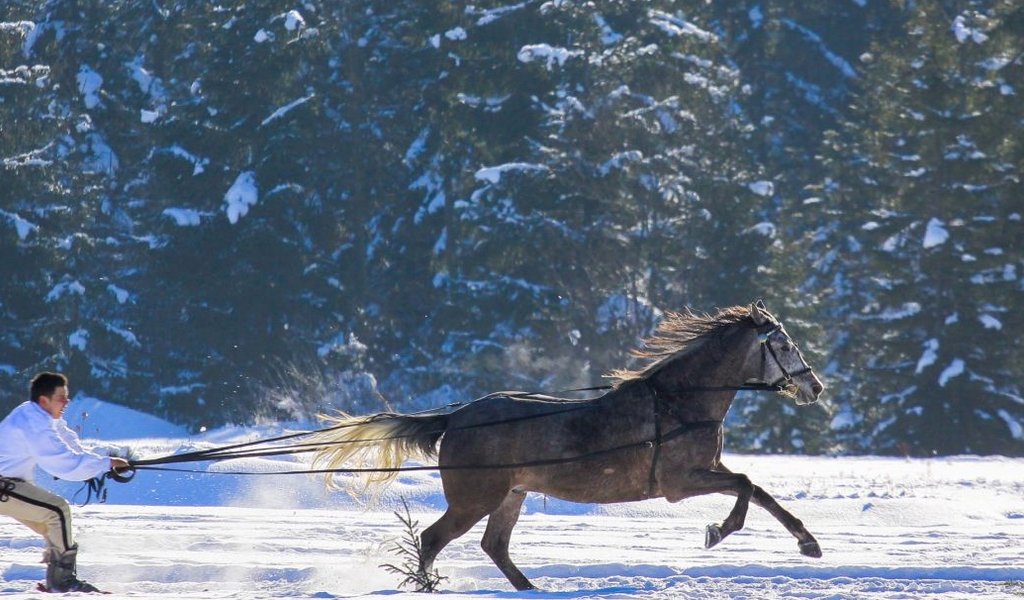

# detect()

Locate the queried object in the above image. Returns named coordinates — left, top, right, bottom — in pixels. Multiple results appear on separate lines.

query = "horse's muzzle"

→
left=795, top=372, right=825, bottom=405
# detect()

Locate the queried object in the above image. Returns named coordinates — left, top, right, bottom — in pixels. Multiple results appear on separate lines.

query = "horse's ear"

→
left=750, top=300, right=768, bottom=326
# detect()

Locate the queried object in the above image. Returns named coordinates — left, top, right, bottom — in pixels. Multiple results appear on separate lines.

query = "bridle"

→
left=756, top=323, right=814, bottom=390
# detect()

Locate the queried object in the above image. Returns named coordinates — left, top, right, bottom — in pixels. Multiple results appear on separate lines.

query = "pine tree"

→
left=1, top=0, right=152, bottom=408
left=819, top=0, right=1024, bottom=454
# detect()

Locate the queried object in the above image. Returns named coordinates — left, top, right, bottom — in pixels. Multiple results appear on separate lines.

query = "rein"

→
left=119, top=328, right=804, bottom=481
left=130, top=387, right=611, bottom=469
left=122, top=385, right=783, bottom=479
left=124, top=389, right=608, bottom=478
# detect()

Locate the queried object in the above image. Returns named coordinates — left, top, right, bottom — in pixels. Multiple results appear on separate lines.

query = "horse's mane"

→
left=607, top=305, right=754, bottom=384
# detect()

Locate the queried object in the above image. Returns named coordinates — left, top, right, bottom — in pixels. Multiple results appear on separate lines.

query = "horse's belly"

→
left=534, top=485, right=650, bottom=504
left=515, top=460, right=653, bottom=504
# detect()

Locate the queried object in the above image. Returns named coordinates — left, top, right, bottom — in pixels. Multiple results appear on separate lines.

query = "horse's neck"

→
left=649, top=326, right=757, bottom=421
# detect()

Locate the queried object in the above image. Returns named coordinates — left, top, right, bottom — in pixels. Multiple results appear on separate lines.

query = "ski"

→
left=36, top=582, right=110, bottom=594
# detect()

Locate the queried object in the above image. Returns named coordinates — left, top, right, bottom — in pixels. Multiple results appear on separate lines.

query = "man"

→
left=0, top=372, right=130, bottom=593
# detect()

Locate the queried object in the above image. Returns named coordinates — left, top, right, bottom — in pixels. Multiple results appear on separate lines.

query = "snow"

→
left=105, top=323, right=139, bottom=347
left=596, top=295, right=660, bottom=334
left=126, top=56, right=167, bottom=114
left=923, top=218, right=949, bottom=249
left=76, top=65, right=103, bottom=109
left=156, top=145, right=209, bottom=175
left=594, top=14, right=623, bottom=45
left=224, top=171, right=259, bottom=224
left=107, top=285, right=131, bottom=304
left=474, top=163, right=547, bottom=184
left=745, top=222, right=776, bottom=238
left=938, top=358, right=966, bottom=387
left=748, top=6, right=764, bottom=29
left=781, top=20, right=858, bottom=80
left=0, top=21, right=35, bottom=36
left=997, top=410, right=1024, bottom=440
left=45, top=280, right=86, bottom=303
left=316, top=332, right=367, bottom=360
left=866, top=302, right=921, bottom=321
left=83, top=133, right=119, bottom=174
left=648, top=11, right=716, bottom=42
left=472, top=3, right=528, bottom=26
left=971, top=264, right=1017, bottom=285
left=68, top=328, right=88, bottom=351
left=914, top=338, right=939, bottom=374
left=1, top=143, right=53, bottom=169
left=261, top=95, right=315, bottom=127
left=403, top=128, right=429, bottom=166
left=162, top=208, right=202, bottom=226
left=445, top=27, right=467, bottom=41
left=952, top=15, right=989, bottom=44
left=2, top=400, right=1022, bottom=599
left=828, top=408, right=858, bottom=431
left=283, top=10, right=305, bottom=32
left=599, top=150, right=644, bottom=176
left=978, top=314, right=1002, bottom=330
left=411, top=170, right=445, bottom=222
left=517, top=44, right=582, bottom=70
left=1, top=210, right=37, bottom=240
left=748, top=180, right=774, bottom=197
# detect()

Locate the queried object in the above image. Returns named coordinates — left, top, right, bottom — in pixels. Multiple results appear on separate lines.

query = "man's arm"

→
left=34, top=423, right=117, bottom=481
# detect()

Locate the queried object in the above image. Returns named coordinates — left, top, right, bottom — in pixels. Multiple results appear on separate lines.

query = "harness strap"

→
left=72, top=476, right=108, bottom=506
left=0, top=477, right=16, bottom=502
left=646, top=386, right=663, bottom=498
left=643, top=381, right=724, bottom=498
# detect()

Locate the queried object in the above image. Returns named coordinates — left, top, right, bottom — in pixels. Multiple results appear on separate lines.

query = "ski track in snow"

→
left=1, top=415, right=1023, bottom=599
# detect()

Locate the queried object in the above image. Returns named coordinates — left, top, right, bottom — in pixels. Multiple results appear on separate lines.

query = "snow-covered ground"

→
left=1, top=399, right=1022, bottom=599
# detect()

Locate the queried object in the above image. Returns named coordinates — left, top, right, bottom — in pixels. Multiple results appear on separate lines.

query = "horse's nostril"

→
left=812, top=383, right=824, bottom=395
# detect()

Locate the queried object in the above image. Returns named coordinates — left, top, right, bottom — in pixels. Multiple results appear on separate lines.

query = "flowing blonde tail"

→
left=309, top=411, right=448, bottom=496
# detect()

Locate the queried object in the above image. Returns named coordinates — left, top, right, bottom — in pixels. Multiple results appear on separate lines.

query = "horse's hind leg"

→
left=480, top=490, right=532, bottom=591
left=419, top=504, right=491, bottom=580
left=678, top=469, right=754, bottom=549
left=749, top=486, right=822, bottom=557
left=718, top=463, right=822, bottom=557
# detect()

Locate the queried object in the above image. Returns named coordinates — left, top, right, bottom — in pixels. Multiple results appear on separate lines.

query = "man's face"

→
left=39, top=386, right=70, bottom=419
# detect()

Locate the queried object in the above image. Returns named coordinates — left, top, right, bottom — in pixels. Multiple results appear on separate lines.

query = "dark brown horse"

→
left=311, top=301, right=825, bottom=590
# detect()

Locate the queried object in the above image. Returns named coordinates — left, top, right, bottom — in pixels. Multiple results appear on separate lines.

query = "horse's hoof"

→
left=799, top=539, right=822, bottom=558
left=705, top=524, right=723, bottom=549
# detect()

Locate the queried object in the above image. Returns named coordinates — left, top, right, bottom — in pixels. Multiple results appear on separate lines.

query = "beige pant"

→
left=0, top=477, right=74, bottom=552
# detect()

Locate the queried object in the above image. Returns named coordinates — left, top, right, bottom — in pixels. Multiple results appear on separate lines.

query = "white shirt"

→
left=0, top=401, right=111, bottom=482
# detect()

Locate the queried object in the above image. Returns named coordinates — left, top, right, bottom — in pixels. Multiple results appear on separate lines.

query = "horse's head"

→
left=749, top=300, right=824, bottom=405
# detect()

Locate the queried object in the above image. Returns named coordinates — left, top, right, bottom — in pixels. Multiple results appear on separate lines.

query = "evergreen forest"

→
left=1, top=0, right=1021, bottom=456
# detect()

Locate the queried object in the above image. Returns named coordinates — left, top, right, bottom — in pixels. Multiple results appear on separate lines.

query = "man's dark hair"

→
left=30, top=372, right=68, bottom=403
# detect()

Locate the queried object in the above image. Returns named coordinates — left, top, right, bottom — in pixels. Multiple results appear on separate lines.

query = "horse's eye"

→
left=781, top=343, right=793, bottom=352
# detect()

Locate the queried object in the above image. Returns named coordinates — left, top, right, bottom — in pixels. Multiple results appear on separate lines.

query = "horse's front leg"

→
left=666, top=469, right=755, bottom=549
left=718, top=462, right=822, bottom=558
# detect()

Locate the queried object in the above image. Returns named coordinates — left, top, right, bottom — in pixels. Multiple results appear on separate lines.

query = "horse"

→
left=310, top=301, right=825, bottom=591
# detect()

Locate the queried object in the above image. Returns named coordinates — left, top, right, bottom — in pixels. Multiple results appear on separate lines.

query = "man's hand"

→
left=110, top=457, right=130, bottom=472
